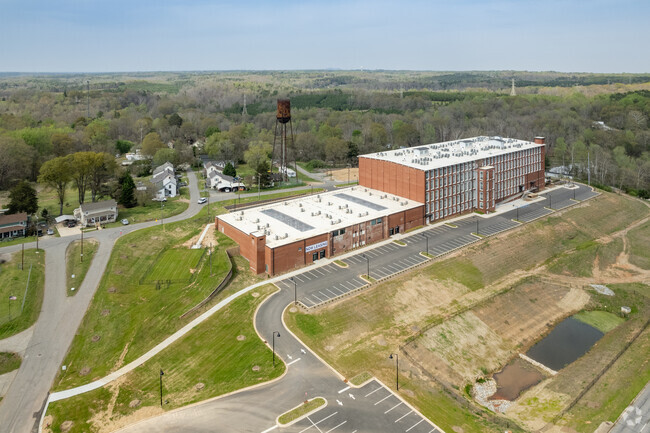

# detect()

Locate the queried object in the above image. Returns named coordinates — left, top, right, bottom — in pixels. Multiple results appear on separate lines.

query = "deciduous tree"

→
left=7, top=181, right=38, bottom=215
left=38, top=156, right=72, bottom=215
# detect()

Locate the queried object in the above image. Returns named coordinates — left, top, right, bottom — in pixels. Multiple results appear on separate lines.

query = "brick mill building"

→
left=217, top=136, right=545, bottom=276
left=359, top=136, right=546, bottom=222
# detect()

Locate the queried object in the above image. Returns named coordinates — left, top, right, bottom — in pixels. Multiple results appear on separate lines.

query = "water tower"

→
left=272, top=99, right=294, bottom=182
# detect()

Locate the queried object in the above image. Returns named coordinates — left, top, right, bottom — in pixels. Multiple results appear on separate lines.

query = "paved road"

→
left=611, top=382, right=650, bottom=433
left=0, top=171, right=203, bottom=433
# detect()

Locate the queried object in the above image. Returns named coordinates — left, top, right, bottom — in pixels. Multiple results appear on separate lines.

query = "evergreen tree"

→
left=119, top=173, right=137, bottom=208
left=223, top=162, right=237, bottom=177
left=7, top=181, right=39, bottom=214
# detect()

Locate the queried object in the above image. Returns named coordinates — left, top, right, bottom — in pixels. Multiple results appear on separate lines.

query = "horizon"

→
left=1, top=0, right=649, bottom=74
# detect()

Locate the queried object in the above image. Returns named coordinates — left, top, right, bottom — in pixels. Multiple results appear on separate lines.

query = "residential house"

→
left=153, top=161, right=174, bottom=177
left=0, top=212, right=28, bottom=239
left=152, top=171, right=177, bottom=198
left=152, top=162, right=177, bottom=198
left=74, top=200, right=118, bottom=227
left=206, top=171, right=246, bottom=192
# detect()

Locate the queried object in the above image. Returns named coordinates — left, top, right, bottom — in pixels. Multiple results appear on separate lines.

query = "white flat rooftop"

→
left=360, top=136, right=544, bottom=170
left=218, top=187, right=423, bottom=248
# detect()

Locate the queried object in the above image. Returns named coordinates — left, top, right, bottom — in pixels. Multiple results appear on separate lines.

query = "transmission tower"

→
left=510, top=78, right=516, bottom=96
left=242, top=94, right=248, bottom=116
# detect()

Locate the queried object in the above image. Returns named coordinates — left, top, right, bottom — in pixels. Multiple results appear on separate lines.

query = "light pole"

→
left=209, top=243, right=213, bottom=276
left=347, top=164, right=351, bottom=185
left=291, top=277, right=297, bottom=305
left=160, top=201, right=165, bottom=231
left=272, top=331, right=281, bottom=367
left=80, top=224, right=84, bottom=263
left=424, top=233, right=429, bottom=255
left=362, top=253, right=370, bottom=279
left=159, top=369, right=164, bottom=407
left=476, top=219, right=479, bottom=236
left=8, top=295, right=17, bottom=320
left=34, top=215, right=39, bottom=250
left=389, top=353, right=399, bottom=390
left=548, top=194, right=552, bottom=209
left=21, top=241, right=24, bottom=270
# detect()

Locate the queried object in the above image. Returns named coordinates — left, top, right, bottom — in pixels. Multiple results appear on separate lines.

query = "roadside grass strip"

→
left=66, top=239, right=98, bottom=296
left=278, top=397, right=327, bottom=425
left=46, top=285, right=285, bottom=433
left=0, top=249, right=46, bottom=340
left=349, top=371, right=373, bottom=386
left=0, top=352, right=22, bottom=375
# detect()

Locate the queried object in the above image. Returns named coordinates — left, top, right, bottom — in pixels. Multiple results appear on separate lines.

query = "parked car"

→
left=67, top=221, right=77, bottom=228
left=121, top=219, right=129, bottom=225
left=47, top=228, right=54, bottom=235
left=152, top=197, right=167, bottom=202
left=197, top=197, right=207, bottom=204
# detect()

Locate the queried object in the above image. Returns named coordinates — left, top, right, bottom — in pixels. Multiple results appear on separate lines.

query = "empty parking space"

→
left=517, top=206, right=553, bottom=222
left=476, top=218, right=520, bottom=236
left=428, top=233, right=478, bottom=256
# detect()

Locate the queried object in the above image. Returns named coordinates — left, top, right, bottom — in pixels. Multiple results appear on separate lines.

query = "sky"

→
left=1, top=0, right=649, bottom=73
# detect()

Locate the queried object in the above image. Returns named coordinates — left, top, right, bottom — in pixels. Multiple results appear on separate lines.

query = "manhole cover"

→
left=91, top=335, right=101, bottom=342
left=252, top=365, right=260, bottom=371
left=195, top=382, right=205, bottom=391
left=79, top=367, right=91, bottom=376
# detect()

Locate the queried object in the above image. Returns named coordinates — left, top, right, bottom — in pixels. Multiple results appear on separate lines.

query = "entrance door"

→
left=312, top=252, right=318, bottom=262
left=389, top=228, right=394, bottom=236
left=319, top=250, right=326, bottom=259
left=395, top=226, right=400, bottom=234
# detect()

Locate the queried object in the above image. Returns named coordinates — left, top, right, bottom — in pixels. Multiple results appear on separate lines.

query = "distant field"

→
left=144, top=248, right=204, bottom=282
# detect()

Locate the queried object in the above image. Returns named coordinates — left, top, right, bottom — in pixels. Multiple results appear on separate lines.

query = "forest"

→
left=0, top=70, right=648, bottom=209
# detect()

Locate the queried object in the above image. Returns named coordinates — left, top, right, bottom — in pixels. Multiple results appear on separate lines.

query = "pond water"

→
left=525, top=316, right=604, bottom=372
left=490, top=357, right=544, bottom=401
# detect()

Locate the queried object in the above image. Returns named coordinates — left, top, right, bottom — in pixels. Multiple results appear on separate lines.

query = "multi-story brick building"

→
left=359, top=136, right=545, bottom=222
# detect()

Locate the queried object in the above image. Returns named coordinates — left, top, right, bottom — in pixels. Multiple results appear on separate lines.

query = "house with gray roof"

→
left=0, top=212, right=28, bottom=239
left=153, top=161, right=174, bottom=177
left=74, top=200, right=118, bottom=227
left=152, top=170, right=177, bottom=199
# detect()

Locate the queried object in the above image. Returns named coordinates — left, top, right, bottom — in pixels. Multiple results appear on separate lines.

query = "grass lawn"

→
left=0, top=249, right=45, bottom=339
left=573, top=310, right=625, bottom=333
left=547, top=238, right=623, bottom=278
left=46, top=284, right=284, bottom=433
left=105, top=196, right=189, bottom=228
left=278, top=397, right=326, bottom=425
left=0, top=352, right=21, bottom=375
left=66, top=239, right=98, bottom=296
left=53, top=210, right=232, bottom=391
left=628, top=218, right=650, bottom=269
left=144, top=248, right=204, bottom=282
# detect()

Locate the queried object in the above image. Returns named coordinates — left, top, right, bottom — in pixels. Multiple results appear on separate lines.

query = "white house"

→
left=206, top=171, right=246, bottom=192
left=74, top=200, right=118, bottom=227
left=125, top=150, right=147, bottom=162
left=152, top=171, right=177, bottom=198
left=153, top=161, right=174, bottom=177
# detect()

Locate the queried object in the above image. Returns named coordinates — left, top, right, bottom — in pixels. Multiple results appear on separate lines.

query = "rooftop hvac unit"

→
left=327, top=201, right=332, bottom=206
left=284, top=201, right=288, bottom=205
left=331, top=220, right=335, bottom=225
left=369, top=192, right=372, bottom=196
left=240, top=211, right=244, bottom=215
left=358, top=212, right=362, bottom=217
left=257, top=225, right=262, bottom=230
left=299, top=203, right=302, bottom=207
left=254, top=218, right=259, bottom=223
left=300, top=208, right=305, bottom=212
left=274, top=235, right=279, bottom=240
left=364, top=189, right=368, bottom=192
left=266, top=223, right=270, bottom=228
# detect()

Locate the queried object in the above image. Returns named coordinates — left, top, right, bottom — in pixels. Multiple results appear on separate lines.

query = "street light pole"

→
left=362, top=253, right=369, bottom=279
left=272, top=331, right=281, bottom=367
left=35, top=215, right=39, bottom=250
left=160, top=201, right=164, bottom=231
left=209, top=243, right=213, bottom=276
left=476, top=219, right=479, bottom=236
left=291, top=277, right=297, bottom=305
left=389, top=353, right=399, bottom=390
left=159, top=369, right=164, bottom=407
left=424, top=234, right=429, bottom=255
left=21, top=241, right=24, bottom=270
left=80, top=225, right=84, bottom=263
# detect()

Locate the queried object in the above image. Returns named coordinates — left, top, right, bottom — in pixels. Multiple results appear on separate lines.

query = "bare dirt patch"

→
left=107, top=287, right=116, bottom=293
left=329, top=167, right=359, bottom=182
left=252, top=365, right=260, bottom=371
left=101, top=309, right=110, bottom=316
left=237, top=335, right=246, bottom=341
left=182, top=223, right=216, bottom=248
left=60, top=420, right=73, bottom=432
left=91, top=335, right=101, bottom=342
left=195, top=382, right=205, bottom=391
left=490, top=357, right=545, bottom=401
left=128, top=399, right=141, bottom=408
left=79, top=367, right=91, bottom=376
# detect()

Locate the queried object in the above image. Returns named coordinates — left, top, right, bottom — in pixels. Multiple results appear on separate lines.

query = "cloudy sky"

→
left=1, top=0, right=648, bottom=73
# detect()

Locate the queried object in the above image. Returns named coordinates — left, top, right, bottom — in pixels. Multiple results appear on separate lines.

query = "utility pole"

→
left=161, top=201, right=164, bottom=231
left=209, top=243, right=212, bottom=276
left=159, top=369, right=164, bottom=407
left=587, top=151, right=591, bottom=186
left=21, top=241, right=24, bottom=270
left=86, top=80, right=90, bottom=119
left=80, top=225, right=84, bottom=263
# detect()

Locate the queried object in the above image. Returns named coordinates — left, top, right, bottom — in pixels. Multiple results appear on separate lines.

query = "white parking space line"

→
left=299, top=412, right=338, bottom=433
left=406, top=419, right=424, bottom=431
left=342, top=281, right=355, bottom=290
left=261, top=425, right=278, bottom=433
left=318, top=291, right=331, bottom=300
left=384, top=401, right=403, bottom=414
left=331, top=286, right=345, bottom=295
left=302, top=274, right=313, bottom=281
left=325, top=421, right=347, bottom=433
left=326, top=288, right=338, bottom=297
left=365, top=386, right=382, bottom=397
left=313, top=269, right=325, bottom=276
left=311, top=293, right=324, bottom=302
left=374, top=394, right=393, bottom=405
left=374, top=269, right=389, bottom=278
left=287, top=357, right=301, bottom=366
left=395, top=410, right=413, bottom=422
left=338, top=386, right=351, bottom=394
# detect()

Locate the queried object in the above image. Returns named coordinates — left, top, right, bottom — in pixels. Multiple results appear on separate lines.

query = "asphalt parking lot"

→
left=285, top=380, right=441, bottom=433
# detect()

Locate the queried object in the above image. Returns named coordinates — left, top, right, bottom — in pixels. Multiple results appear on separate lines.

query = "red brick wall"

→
left=216, top=217, right=266, bottom=274
left=359, top=157, right=425, bottom=202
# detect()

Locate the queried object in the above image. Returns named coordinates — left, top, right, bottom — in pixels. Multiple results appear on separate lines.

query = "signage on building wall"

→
left=305, top=241, right=328, bottom=253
